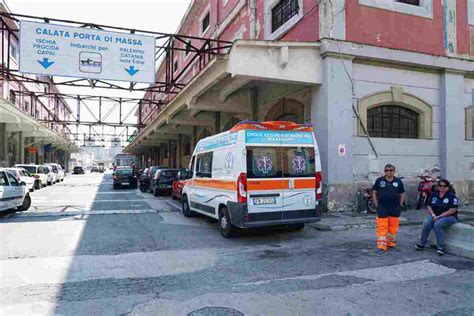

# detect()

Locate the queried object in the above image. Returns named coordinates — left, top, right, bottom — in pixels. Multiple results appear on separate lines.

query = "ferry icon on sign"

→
left=79, top=52, right=102, bottom=74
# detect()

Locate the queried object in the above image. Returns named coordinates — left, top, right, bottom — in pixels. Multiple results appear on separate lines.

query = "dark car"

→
left=152, top=169, right=178, bottom=196
left=171, top=168, right=188, bottom=200
left=113, top=168, right=137, bottom=189
left=91, top=166, right=99, bottom=173
left=145, top=166, right=169, bottom=193
left=73, top=166, right=85, bottom=174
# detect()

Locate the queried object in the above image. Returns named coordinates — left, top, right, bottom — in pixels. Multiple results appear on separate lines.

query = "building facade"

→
left=0, top=2, right=76, bottom=169
left=126, top=0, right=474, bottom=210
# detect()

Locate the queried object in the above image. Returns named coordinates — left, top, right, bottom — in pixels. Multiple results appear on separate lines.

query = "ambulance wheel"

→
left=288, top=223, right=305, bottom=231
left=218, top=207, right=237, bottom=238
left=182, top=195, right=195, bottom=217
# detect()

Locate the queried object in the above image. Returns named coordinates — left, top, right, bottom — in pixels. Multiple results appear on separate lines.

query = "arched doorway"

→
left=264, top=98, right=305, bottom=123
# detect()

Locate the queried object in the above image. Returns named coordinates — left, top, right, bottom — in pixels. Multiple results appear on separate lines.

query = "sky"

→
left=4, top=0, right=191, bottom=146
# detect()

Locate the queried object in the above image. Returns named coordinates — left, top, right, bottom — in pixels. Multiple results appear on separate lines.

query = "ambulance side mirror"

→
left=183, top=169, right=192, bottom=179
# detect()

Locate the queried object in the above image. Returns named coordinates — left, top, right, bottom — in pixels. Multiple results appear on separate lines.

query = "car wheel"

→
left=34, top=181, right=41, bottom=190
left=153, top=188, right=160, bottom=196
left=218, top=206, right=237, bottom=238
left=18, top=194, right=31, bottom=212
left=182, top=195, right=195, bottom=217
left=288, top=223, right=305, bottom=231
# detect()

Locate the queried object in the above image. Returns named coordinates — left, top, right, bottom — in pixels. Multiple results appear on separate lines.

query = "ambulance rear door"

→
left=281, top=144, right=317, bottom=216
left=245, top=131, right=284, bottom=221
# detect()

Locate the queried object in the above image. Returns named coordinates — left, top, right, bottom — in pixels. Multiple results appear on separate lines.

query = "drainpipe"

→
left=249, top=0, right=257, bottom=40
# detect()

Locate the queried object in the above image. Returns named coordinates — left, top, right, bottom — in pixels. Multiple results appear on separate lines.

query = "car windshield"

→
left=18, top=165, right=36, bottom=173
left=116, top=169, right=133, bottom=176
left=161, top=170, right=178, bottom=178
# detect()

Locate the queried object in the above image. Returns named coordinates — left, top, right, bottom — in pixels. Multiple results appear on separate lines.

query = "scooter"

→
left=139, top=171, right=151, bottom=193
left=415, top=175, right=439, bottom=210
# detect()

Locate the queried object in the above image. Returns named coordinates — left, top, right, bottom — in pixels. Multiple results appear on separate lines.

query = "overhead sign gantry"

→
left=20, top=21, right=155, bottom=83
left=0, top=11, right=232, bottom=146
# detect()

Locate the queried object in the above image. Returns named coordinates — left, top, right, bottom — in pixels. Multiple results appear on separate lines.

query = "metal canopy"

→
left=0, top=12, right=233, bottom=145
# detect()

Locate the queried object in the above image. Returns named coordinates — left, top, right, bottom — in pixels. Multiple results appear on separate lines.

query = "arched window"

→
left=358, top=87, right=433, bottom=139
left=368, top=105, right=419, bottom=138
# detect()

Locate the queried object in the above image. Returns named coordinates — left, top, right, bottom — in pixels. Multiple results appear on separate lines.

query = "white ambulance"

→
left=181, top=121, right=322, bottom=237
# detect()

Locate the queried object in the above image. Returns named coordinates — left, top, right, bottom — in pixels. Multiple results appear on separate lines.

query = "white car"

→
left=47, top=163, right=65, bottom=182
left=15, top=164, right=48, bottom=189
left=0, top=169, right=31, bottom=212
left=44, top=165, right=57, bottom=185
left=5, top=168, right=35, bottom=192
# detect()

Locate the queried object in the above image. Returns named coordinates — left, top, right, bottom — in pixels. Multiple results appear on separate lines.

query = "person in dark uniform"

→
left=415, top=179, right=459, bottom=256
left=372, top=164, right=405, bottom=254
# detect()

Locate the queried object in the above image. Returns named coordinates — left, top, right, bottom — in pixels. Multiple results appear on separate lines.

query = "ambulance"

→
left=181, top=121, right=322, bottom=237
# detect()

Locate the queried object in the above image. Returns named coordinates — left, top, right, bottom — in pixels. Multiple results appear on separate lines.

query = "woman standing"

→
left=415, top=179, right=459, bottom=256
left=372, top=164, right=405, bottom=254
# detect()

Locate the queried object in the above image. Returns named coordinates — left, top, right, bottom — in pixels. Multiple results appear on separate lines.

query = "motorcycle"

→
left=363, top=177, right=407, bottom=214
left=415, top=175, right=439, bottom=210
left=139, top=171, right=151, bottom=193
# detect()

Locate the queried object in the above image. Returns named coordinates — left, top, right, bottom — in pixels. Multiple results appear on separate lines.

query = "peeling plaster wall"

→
left=352, top=63, right=442, bottom=181
left=346, top=0, right=445, bottom=56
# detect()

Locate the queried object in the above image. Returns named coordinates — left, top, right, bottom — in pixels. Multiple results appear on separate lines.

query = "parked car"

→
left=73, top=166, right=85, bottom=174
left=0, top=168, right=31, bottom=213
left=47, top=163, right=65, bottom=181
left=46, top=164, right=65, bottom=182
left=6, top=168, right=35, bottom=192
left=113, top=168, right=138, bottom=189
left=181, top=121, right=323, bottom=238
left=171, top=168, right=188, bottom=200
left=91, top=166, right=99, bottom=173
left=145, top=166, right=168, bottom=193
left=152, top=169, right=179, bottom=196
left=15, top=164, right=48, bottom=189
left=43, top=165, right=56, bottom=185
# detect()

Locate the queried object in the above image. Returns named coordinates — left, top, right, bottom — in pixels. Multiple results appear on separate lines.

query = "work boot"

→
left=375, top=248, right=386, bottom=255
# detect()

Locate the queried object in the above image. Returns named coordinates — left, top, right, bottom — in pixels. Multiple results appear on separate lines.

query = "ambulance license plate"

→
left=253, top=197, right=276, bottom=205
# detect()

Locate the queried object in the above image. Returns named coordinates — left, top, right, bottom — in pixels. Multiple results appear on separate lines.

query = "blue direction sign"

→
left=19, top=21, right=155, bottom=83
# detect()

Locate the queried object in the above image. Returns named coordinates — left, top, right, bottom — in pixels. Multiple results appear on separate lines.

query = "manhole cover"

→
left=187, top=307, right=244, bottom=316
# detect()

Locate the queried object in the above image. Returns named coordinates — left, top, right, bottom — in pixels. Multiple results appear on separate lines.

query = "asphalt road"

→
left=1, top=172, right=473, bottom=315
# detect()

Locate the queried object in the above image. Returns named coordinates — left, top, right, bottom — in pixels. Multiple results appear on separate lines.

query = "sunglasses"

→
left=438, top=184, right=448, bottom=188
left=384, top=169, right=394, bottom=172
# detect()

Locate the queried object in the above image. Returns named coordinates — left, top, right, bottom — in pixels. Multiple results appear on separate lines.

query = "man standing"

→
left=372, top=164, right=405, bottom=254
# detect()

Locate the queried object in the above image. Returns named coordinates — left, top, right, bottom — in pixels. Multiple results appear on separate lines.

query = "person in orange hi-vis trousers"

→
left=371, top=164, right=405, bottom=254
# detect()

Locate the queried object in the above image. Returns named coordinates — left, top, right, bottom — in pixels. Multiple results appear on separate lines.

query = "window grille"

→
left=367, top=105, right=419, bottom=138
left=272, top=0, right=299, bottom=32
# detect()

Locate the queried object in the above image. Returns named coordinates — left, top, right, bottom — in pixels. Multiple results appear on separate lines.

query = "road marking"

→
left=238, top=259, right=456, bottom=286
left=12, top=209, right=171, bottom=218
left=166, top=201, right=181, bottom=211
left=0, top=249, right=218, bottom=288
left=32, top=199, right=146, bottom=203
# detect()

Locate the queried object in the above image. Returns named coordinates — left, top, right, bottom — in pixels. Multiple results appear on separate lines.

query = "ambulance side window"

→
left=196, top=152, right=213, bottom=178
